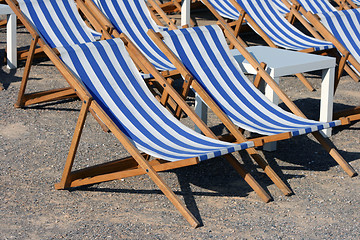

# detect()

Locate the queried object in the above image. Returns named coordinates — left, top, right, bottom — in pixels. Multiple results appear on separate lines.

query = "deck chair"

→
left=15, top=0, right=291, bottom=201
left=6, top=0, right=276, bottom=227
left=200, top=0, right=341, bottom=92
left=149, top=24, right=358, bottom=178
left=78, top=0, right=304, bottom=198
left=282, top=0, right=360, bottom=120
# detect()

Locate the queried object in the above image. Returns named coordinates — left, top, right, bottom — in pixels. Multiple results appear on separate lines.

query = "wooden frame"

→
left=6, top=0, right=287, bottom=227
left=281, top=0, right=360, bottom=120
left=148, top=23, right=357, bottom=179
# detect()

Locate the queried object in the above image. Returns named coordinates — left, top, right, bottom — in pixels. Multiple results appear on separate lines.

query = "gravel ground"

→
left=0, top=9, right=360, bottom=240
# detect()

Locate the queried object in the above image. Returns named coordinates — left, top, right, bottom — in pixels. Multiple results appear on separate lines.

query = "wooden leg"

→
left=295, top=73, right=316, bottom=92
left=223, top=154, right=272, bottom=203
left=344, top=64, right=360, bottom=82
left=245, top=148, right=292, bottom=196
left=55, top=99, right=91, bottom=189
left=141, top=162, right=200, bottom=228
left=15, top=36, right=39, bottom=108
left=253, top=62, right=267, bottom=89
left=335, top=53, right=350, bottom=92
left=160, top=77, right=174, bottom=106
left=312, top=132, right=357, bottom=177
left=333, top=106, right=360, bottom=120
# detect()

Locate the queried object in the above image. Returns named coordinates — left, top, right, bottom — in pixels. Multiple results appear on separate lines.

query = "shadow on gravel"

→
left=70, top=154, right=299, bottom=226
left=24, top=98, right=81, bottom=112
left=0, top=59, right=24, bottom=90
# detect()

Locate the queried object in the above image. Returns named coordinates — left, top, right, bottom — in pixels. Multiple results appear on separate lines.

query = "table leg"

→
left=194, top=92, right=207, bottom=134
left=6, top=13, right=17, bottom=69
left=263, top=71, right=279, bottom=152
left=181, top=0, right=190, bottom=27
left=319, top=67, right=335, bottom=137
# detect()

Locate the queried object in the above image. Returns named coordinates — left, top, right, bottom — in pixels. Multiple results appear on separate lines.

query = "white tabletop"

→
left=0, top=4, right=14, bottom=15
left=231, top=46, right=336, bottom=77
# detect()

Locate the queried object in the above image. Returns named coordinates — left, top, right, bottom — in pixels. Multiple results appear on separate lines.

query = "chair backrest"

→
left=317, top=8, right=360, bottom=71
left=237, top=0, right=333, bottom=51
left=57, top=38, right=251, bottom=161
left=204, top=0, right=289, bottom=20
left=204, top=0, right=240, bottom=20
left=161, top=25, right=340, bottom=136
left=18, top=0, right=96, bottom=48
left=295, top=0, right=337, bottom=14
left=271, top=0, right=290, bottom=14
left=92, top=0, right=175, bottom=71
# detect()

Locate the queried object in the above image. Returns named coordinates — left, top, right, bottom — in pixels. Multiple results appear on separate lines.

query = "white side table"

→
left=0, top=4, right=17, bottom=69
left=195, top=46, right=336, bottom=151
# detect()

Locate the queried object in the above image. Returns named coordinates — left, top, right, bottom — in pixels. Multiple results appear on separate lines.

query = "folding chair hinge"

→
left=184, top=74, right=194, bottom=83
left=339, top=117, right=351, bottom=125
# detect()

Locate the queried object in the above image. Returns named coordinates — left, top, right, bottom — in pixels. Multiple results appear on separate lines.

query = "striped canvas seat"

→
left=271, top=0, right=290, bottom=15
left=317, top=8, right=360, bottom=73
left=237, top=0, right=333, bottom=51
left=295, top=0, right=337, bottom=14
left=161, top=25, right=341, bottom=136
left=204, top=0, right=288, bottom=20
left=57, top=38, right=253, bottom=161
left=293, top=0, right=360, bottom=74
left=92, top=0, right=175, bottom=71
left=19, top=0, right=96, bottom=48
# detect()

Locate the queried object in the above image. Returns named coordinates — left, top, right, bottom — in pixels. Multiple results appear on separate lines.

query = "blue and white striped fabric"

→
left=92, top=0, right=175, bottom=71
left=18, top=0, right=96, bottom=48
left=237, top=0, right=334, bottom=51
left=271, top=0, right=290, bottom=15
left=204, top=0, right=240, bottom=20
left=161, top=25, right=341, bottom=136
left=295, top=0, right=337, bottom=14
left=57, top=38, right=253, bottom=161
left=352, top=0, right=360, bottom=5
left=317, top=9, right=360, bottom=73
left=204, top=0, right=288, bottom=20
